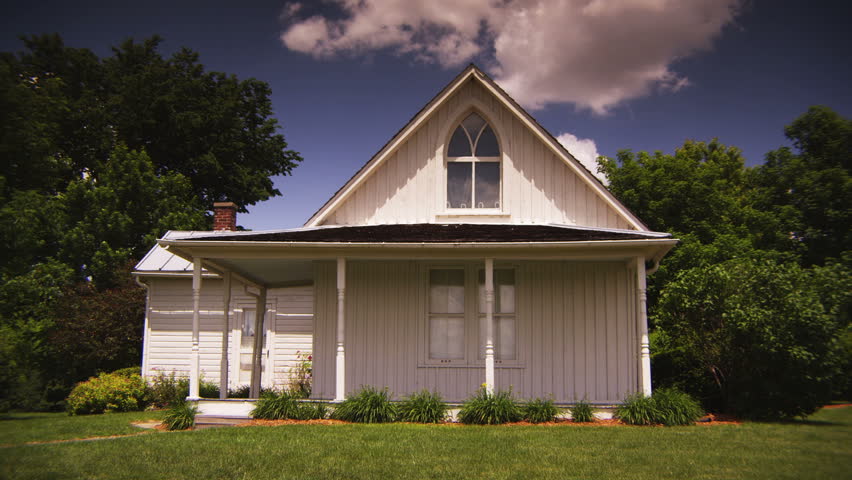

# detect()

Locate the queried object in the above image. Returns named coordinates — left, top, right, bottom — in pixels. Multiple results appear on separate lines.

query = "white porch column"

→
left=635, top=257, right=652, bottom=396
left=219, top=271, right=231, bottom=399
left=188, top=258, right=202, bottom=401
left=334, top=257, right=346, bottom=402
left=249, top=287, right=267, bottom=398
left=484, top=258, right=495, bottom=394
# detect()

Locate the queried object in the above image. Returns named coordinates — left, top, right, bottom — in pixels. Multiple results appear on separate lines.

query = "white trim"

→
left=334, top=257, right=346, bottom=402
left=484, top=258, right=495, bottom=394
left=188, top=258, right=202, bottom=401
left=635, top=257, right=652, bottom=396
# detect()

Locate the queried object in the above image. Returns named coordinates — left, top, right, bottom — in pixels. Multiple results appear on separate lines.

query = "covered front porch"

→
left=158, top=224, right=674, bottom=406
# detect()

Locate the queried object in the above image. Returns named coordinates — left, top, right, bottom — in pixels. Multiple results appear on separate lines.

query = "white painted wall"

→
left=320, top=79, right=631, bottom=229
left=312, top=260, right=639, bottom=404
left=143, top=278, right=313, bottom=391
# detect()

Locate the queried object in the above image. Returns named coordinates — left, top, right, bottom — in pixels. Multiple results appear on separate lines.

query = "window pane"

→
left=447, top=162, right=472, bottom=208
left=447, top=126, right=472, bottom=157
left=497, top=317, right=516, bottom=360
left=242, top=309, right=255, bottom=337
left=476, top=125, right=500, bottom=157
left=430, top=317, right=465, bottom=359
left=496, top=269, right=515, bottom=314
left=478, top=269, right=515, bottom=314
left=462, top=113, right=486, bottom=139
left=474, top=162, right=500, bottom=208
left=430, top=269, right=465, bottom=314
left=478, top=315, right=516, bottom=360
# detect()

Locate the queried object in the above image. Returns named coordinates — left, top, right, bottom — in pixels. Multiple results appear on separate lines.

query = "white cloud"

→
left=556, top=132, right=607, bottom=184
left=280, top=0, right=742, bottom=113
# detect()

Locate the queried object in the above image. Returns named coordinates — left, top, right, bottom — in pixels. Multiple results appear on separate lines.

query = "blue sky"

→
left=3, top=1, right=850, bottom=230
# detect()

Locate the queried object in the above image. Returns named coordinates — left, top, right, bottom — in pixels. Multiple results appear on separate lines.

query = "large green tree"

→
left=749, top=106, right=851, bottom=266
left=0, top=34, right=302, bottom=410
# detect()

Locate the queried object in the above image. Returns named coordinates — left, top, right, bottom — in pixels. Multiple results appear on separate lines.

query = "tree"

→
left=0, top=34, right=303, bottom=410
left=7, top=34, right=303, bottom=210
left=655, top=257, right=846, bottom=419
left=60, top=144, right=205, bottom=287
left=749, top=106, right=851, bottom=266
left=598, top=139, right=789, bottom=312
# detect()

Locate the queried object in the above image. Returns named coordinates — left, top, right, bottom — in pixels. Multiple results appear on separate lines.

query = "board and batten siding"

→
left=144, top=278, right=313, bottom=389
left=312, top=260, right=639, bottom=404
left=320, top=79, right=631, bottom=229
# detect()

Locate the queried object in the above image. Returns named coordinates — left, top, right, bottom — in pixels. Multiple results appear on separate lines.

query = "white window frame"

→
left=422, top=263, right=521, bottom=367
left=445, top=112, right=503, bottom=211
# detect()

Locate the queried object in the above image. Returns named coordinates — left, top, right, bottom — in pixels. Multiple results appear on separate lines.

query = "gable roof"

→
left=305, top=64, right=649, bottom=231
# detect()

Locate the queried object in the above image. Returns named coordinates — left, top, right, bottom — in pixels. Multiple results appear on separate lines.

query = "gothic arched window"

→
left=446, top=112, right=501, bottom=209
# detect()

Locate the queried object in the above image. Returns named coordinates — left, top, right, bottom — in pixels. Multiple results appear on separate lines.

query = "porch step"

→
left=194, top=415, right=252, bottom=429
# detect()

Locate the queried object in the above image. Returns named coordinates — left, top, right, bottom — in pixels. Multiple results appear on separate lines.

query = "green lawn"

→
left=0, top=410, right=164, bottom=446
left=2, top=408, right=851, bottom=479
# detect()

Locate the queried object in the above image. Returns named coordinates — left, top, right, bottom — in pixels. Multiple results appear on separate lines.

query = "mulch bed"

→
left=236, top=417, right=739, bottom=427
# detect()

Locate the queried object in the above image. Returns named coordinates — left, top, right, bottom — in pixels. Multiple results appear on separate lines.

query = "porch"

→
left=157, top=224, right=674, bottom=406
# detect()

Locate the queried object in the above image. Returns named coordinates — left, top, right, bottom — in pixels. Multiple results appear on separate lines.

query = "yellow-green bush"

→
left=66, top=372, right=148, bottom=415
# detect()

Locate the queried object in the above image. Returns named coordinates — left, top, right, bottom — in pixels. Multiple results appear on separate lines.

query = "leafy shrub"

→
left=332, top=386, right=398, bottom=423
left=66, top=372, right=148, bottom=415
left=398, top=390, right=447, bottom=423
left=458, top=388, right=522, bottom=425
left=147, top=370, right=188, bottom=408
left=228, top=385, right=250, bottom=398
left=614, top=393, right=658, bottom=425
left=522, top=398, right=558, bottom=423
left=652, top=388, right=704, bottom=426
left=288, top=351, right=312, bottom=398
left=569, top=399, right=595, bottom=423
left=163, top=401, right=197, bottom=430
left=251, top=391, right=303, bottom=420
left=199, top=381, right=219, bottom=399
left=111, top=366, right=141, bottom=377
left=615, top=389, right=704, bottom=426
left=656, top=258, right=847, bottom=419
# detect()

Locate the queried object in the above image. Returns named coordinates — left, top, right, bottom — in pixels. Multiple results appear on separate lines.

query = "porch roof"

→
left=183, top=223, right=672, bottom=243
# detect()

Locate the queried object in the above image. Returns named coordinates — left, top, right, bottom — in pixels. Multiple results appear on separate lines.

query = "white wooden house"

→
left=134, top=65, right=676, bottom=408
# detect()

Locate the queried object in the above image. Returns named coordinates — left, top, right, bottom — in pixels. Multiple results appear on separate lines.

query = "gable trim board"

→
left=305, top=65, right=648, bottom=231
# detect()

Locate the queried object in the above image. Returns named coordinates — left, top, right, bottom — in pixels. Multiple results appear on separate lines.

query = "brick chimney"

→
left=213, top=202, right=237, bottom=231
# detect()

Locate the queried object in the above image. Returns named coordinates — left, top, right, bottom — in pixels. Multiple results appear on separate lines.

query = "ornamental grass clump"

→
left=251, top=391, right=303, bottom=420
left=66, top=372, right=148, bottom=415
left=458, top=388, right=523, bottom=425
left=522, top=398, right=559, bottom=423
left=615, top=392, right=658, bottom=425
left=615, top=389, right=703, bottom=426
left=332, top=386, right=398, bottom=423
left=652, top=388, right=704, bottom=426
left=299, top=402, right=330, bottom=420
left=163, top=401, right=197, bottom=430
left=398, top=390, right=448, bottom=423
left=569, top=399, right=595, bottom=423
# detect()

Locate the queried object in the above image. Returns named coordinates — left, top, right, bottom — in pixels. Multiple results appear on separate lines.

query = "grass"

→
left=0, top=411, right=164, bottom=446
left=1, top=408, right=851, bottom=479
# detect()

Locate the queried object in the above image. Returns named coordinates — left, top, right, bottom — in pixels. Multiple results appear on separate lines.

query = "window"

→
left=478, top=269, right=516, bottom=361
left=240, top=308, right=266, bottom=348
left=446, top=112, right=501, bottom=209
left=427, top=266, right=517, bottom=364
left=428, top=269, right=465, bottom=361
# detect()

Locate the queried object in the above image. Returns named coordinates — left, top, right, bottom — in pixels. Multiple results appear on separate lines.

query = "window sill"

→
left=418, top=363, right=525, bottom=369
left=436, top=210, right=511, bottom=219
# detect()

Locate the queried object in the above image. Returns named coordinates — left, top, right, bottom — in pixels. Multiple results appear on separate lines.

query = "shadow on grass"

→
left=0, top=415, right=41, bottom=421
